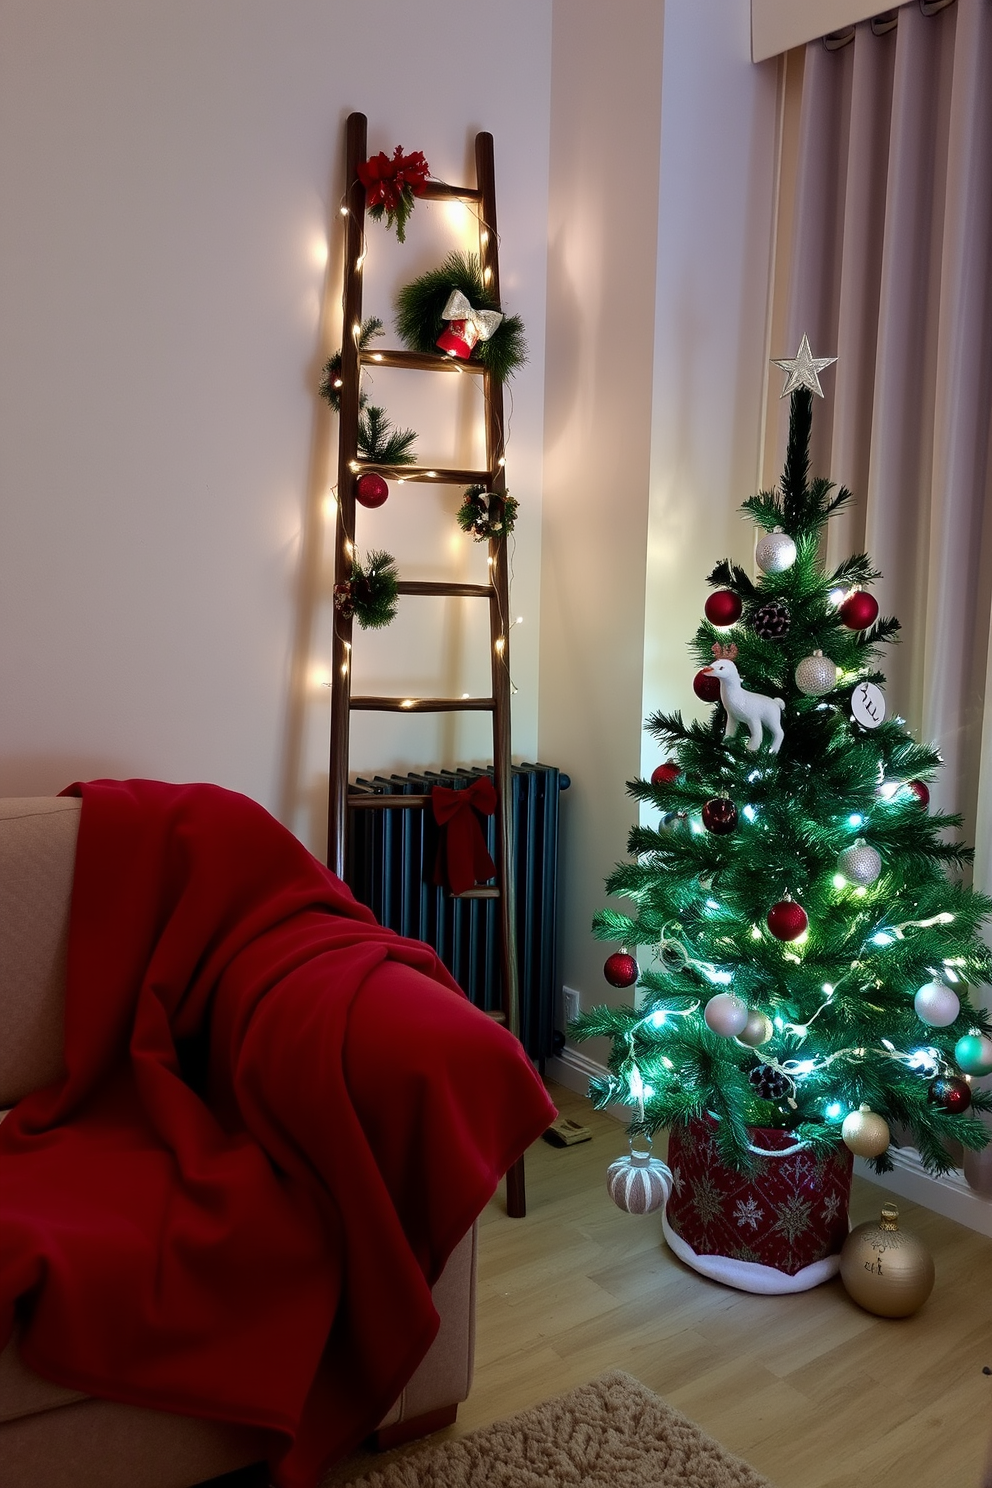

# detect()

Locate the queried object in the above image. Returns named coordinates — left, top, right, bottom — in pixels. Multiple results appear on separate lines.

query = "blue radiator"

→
left=346, top=763, right=567, bottom=1060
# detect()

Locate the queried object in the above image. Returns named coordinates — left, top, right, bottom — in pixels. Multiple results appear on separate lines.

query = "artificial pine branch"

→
left=318, top=317, right=384, bottom=413
left=357, top=405, right=417, bottom=465
left=707, top=560, right=758, bottom=600
left=781, top=388, right=812, bottom=525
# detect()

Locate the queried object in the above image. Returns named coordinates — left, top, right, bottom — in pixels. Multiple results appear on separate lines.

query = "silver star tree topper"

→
left=772, top=333, right=837, bottom=398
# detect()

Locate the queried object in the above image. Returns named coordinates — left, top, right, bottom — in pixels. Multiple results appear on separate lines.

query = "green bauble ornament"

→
left=954, top=1033, right=992, bottom=1076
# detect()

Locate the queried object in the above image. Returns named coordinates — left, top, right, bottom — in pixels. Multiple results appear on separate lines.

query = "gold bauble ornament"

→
left=841, top=1103, right=890, bottom=1158
left=840, top=1203, right=935, bottom=1317
left=737, top=1009, right=774, bottom=1047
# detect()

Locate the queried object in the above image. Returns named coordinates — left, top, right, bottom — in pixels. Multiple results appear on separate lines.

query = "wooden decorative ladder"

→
left=327, top=111, right=526, bottom=1217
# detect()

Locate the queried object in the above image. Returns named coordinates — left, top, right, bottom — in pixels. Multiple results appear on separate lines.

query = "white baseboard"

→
left=548, top=1045, right=992, bottom=1238
left=853, top=1148, right=992, bottom=1238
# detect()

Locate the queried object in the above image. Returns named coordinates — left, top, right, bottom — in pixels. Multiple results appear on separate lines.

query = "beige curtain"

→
left=767, top=0, right=992, bottom=1187
left=769, top=0, right=992, bottom=871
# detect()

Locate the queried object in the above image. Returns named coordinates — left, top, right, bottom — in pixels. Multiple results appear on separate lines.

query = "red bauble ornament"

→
left=927, top=1075, right=972, bottom=1114
left=356, top=472, right=389, bottom=508
left=908, top=779, right=930, bottom=807
left=693, top=669, right=722, bottom=703
left=766, top=897, right=808, bottom=942
left=604, top=951, right=639, bottom=988
left=701, top=797, right=738, bottom=834
left=651, top=761, right=681, bottom=786
left=839, top=591, right=879, bottom=631
left=704, top=590, right=743, bottom=627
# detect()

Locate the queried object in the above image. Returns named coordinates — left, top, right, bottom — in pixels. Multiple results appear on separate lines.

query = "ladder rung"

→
left=484, top=1009, right=508, bottom=1023
left=356, top=462, right=493, bottom=484
left=347, top=793, right=431, bottom=809
left=396, top=581, right=494, bottom=598
left=350, top=696, right=495, bottom=713
left=420, top=181, right=483, bottom=203
left=455, top=886, right=500, bottom=900
left=362, top=349, right=485, bottom=375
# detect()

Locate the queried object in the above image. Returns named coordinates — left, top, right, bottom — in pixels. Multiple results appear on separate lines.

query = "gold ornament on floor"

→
left=840, top=1203, right=935, bottom=1317
left=841, top=1103, right=890, bottom=1158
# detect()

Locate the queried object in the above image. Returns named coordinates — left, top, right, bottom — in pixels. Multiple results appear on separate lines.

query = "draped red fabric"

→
left=0, top=780, right=555, bottom=1487
left=431, top=777, right=497, bottom=895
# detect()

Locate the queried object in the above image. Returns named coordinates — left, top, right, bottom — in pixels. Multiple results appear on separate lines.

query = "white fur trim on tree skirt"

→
left=662, top=1213, right=842, bottom=1294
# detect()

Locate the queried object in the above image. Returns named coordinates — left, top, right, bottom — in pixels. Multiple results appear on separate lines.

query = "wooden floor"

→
left=453, top=1080, right=992, bottom=1488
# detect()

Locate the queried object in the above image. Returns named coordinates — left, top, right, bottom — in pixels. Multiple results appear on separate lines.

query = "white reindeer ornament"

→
left=704, top=645, right=785, bottom=754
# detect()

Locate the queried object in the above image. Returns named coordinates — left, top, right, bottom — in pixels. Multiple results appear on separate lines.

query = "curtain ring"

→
left=823, top=27, right=855, bottom=50
left=920, top=0, right=955, bottom=14
left=871, top=11, right=899, bottom=35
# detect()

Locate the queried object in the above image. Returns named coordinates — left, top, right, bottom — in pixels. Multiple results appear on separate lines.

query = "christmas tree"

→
left=573, top=345, right=992, bottom=1183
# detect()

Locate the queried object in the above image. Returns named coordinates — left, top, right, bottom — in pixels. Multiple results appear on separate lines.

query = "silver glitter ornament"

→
left=914, top=981, right=960, bottom=1028
left=837, top=840, right=882, bottom=886
left=755, top=528, right=797, bottom=575
left=795, top=650, right=838, bottom=696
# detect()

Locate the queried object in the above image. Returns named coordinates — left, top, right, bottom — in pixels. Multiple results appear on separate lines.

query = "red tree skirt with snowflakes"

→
left=663, top=1116, right=853, bottom=1294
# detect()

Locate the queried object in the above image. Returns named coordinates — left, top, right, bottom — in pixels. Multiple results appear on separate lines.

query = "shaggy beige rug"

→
left=321, top=1370, right=775, bottom=1488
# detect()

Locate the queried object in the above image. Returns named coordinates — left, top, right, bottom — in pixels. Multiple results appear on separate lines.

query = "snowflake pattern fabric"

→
left=665, top=1116, right=852, bottom=1276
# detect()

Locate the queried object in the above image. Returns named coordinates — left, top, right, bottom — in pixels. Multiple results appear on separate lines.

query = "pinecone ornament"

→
left=748, top=1063, right=790, bottom=1100
left=753, top=601, right=791, bottom=640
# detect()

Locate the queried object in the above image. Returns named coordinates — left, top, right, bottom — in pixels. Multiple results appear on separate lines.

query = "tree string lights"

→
left=576, top=356, right=992, bottom=1181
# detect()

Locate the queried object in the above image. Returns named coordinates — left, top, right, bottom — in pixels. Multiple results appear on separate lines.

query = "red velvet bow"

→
left=431, top=778, right=497, bottom=896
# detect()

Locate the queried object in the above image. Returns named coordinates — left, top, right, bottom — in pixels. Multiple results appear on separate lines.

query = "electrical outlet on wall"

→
left=562, top=986, right=581, bottom=1027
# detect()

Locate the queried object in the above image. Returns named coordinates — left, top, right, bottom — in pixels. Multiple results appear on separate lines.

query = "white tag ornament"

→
left=851, top=681, right=885, bottom=729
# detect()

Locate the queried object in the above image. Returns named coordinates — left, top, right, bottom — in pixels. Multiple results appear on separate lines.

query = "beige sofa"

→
left=0, top=796, right=476, bottom=1488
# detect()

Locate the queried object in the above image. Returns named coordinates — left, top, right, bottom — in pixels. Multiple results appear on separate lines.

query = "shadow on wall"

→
left=276, top=110, right=348, bottom=854
left=0, top=757, right=135, bottom=797
left=541, top=227, right=582, bottom=450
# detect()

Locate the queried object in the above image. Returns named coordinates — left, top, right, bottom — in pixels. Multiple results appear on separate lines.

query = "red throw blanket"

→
left=0, top=781, right=555, bottom=1486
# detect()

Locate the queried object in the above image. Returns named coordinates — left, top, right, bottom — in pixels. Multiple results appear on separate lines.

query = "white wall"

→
left=543, top=0, right=782, bottom=1039
left=0, top=0, right=552, bottom=854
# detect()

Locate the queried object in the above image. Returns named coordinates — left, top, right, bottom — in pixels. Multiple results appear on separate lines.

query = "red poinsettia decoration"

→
left=357, top=146, right=430, bottom=243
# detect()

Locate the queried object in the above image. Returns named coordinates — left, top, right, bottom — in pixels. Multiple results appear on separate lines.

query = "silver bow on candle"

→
left=440, top=289, right=503, bottom=343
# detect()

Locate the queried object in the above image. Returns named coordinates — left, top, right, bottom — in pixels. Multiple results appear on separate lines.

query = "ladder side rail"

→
left=477, top=129, right=526, bottom=1220
left=327, top=110, right=368, bottom=876
left=475, top=131, right=520, bottom=1047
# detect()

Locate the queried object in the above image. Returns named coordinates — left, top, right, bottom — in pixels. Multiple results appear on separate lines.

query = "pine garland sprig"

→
left=358, top=404, right=418, bottom=465
left=318, top=317, right=384, bottom=413
left=395, top=251, right=527, bottom=383
left=333, top=549, right=399, bottom=630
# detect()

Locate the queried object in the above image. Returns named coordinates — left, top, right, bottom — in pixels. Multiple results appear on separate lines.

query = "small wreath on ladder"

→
left=456, top=485, right=518, bottom=542
left=333, top=550, right=399, bottom=630
left=395, top=252, right=526, bottom=383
